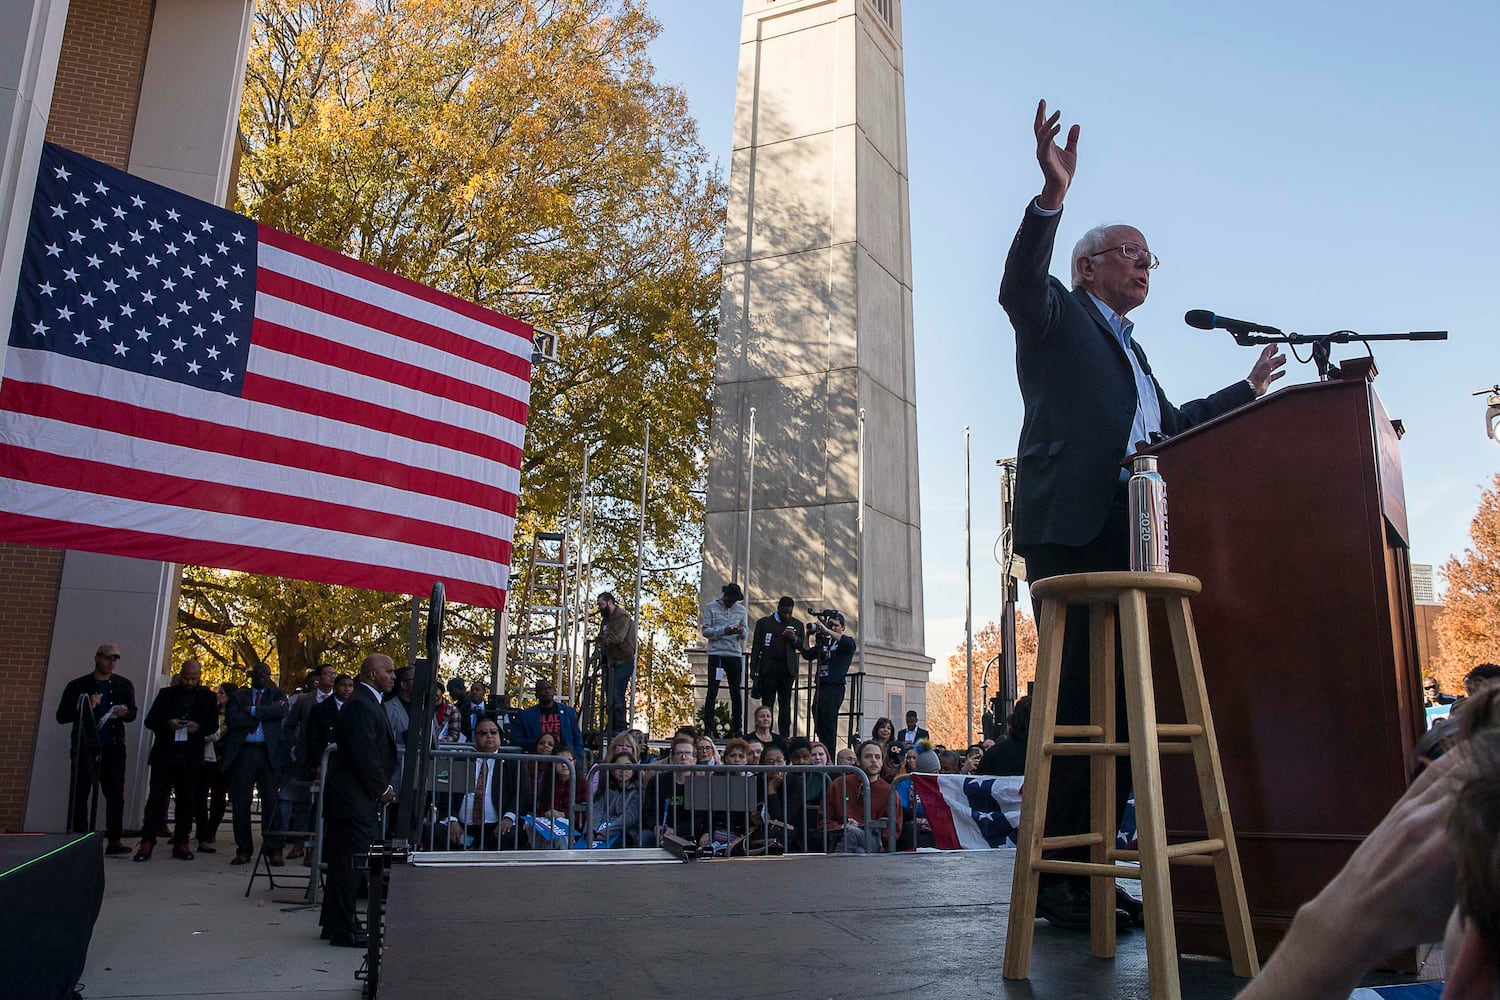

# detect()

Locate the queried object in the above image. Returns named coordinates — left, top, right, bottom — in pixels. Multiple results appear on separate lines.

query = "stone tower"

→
left=702, top=0, right=931, bottom=730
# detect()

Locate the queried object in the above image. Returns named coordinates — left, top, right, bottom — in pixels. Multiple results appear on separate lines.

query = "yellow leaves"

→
left=238, top=0, right=724, bottom=704
left=1434, top=473, right=1500, bottom=693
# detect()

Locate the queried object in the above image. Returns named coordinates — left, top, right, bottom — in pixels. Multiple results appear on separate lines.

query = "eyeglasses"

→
left=101, top=654, right=121, bottom=661
left=1090, top=243, right=1159, bottom=269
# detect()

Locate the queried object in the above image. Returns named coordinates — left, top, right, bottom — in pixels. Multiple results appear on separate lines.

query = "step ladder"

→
left=508, top=531, right=570, bottom=697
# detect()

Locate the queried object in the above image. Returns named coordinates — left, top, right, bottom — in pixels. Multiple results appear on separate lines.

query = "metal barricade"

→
left=306, top=745, right=580, bottom=902
left=585, top=763, right=870, bottom=855
left=417, top=747, right=580, bottom=853
left=887, top=772, right=916, bottom=854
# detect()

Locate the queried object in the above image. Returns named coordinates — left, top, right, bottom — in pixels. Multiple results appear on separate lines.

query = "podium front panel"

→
left=1147, top=377, right=1422, bottom=960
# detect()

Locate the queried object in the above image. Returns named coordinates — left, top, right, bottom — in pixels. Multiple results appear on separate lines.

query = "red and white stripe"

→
left=0, top=224, right=532, bottom=608
left=911, top=774, right=1023, bottom=851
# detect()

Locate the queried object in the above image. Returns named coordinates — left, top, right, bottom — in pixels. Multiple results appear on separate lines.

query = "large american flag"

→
left=0, top=143, right=532, bottom=609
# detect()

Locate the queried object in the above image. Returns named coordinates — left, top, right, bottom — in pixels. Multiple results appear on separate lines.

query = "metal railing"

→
left=887, top=772, right=917, bottom=853
left=305, top=745, right=581, bottom=902
left=584, top=762, right=872, bottom=855
left=688, top=670, right=865, bottom=747
left=410, top=747, right=581, bottom=852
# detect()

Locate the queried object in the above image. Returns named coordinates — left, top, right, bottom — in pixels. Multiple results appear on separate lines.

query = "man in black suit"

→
left=306, top=673, right=354, bottom=775
left=134, top=658, right=217, bottom=861
left=319, top=653, right=398, bottom=948
left=221, top=663, right=291, bottom=865
left=751, top=597, right=804, bottom=737
left=998, top=100, right=1286, bottom=930
left=897, top=711, right=929, bottom=747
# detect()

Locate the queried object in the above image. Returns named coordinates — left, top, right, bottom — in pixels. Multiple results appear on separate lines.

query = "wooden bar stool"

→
left=1002, top=571, right=1258, bottom=998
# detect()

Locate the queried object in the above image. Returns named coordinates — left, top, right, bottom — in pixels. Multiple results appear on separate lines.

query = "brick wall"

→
left=0, top=545, right=63, bottom=830
left=45, top=0, right=156, bottom=169
left=0, top=0, right=155, bottom=831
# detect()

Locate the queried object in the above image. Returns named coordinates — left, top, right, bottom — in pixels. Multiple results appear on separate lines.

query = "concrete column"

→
left=0, top=0, right=69, bottom=389
left=24, top=0, right=255, bottom=831
left=701, top=0, right=931, bottom=738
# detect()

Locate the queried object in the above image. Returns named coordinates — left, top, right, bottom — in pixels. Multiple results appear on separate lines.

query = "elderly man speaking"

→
left=997, top=99, right=1285, bottom=931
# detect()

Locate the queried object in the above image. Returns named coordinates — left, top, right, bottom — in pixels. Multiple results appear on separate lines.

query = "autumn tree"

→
left=926, top=614, right=1038, bottom=748
left=1436, top=473, right=1500, bottom=693
left=203, top=0, right=725, bottom=710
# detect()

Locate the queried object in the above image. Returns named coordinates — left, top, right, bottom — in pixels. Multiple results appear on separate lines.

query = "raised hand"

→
left=1247, top=344, right=1288, bottom=396
left=1034, top=99, right=1079, bottom=210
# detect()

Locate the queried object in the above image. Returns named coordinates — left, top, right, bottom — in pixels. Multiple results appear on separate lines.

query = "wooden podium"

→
left=1145, top=370, right=1426, bottom=961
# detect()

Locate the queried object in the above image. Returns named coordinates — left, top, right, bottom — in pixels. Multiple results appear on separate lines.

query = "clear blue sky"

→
left=645, top=0, right=1500, bottom=675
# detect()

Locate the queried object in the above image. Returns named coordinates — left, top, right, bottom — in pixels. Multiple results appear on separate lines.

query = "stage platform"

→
left=0, top=832, right=102, bottom=1000
left=378, top=849, right=1428, bottom=999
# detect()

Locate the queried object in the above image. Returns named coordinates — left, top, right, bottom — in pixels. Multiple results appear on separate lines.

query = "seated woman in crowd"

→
left=695, top=735, right=720, bottom=766
left=753, top=744, right=792, bottom=854
left=773, top=737, right=825, bottom=853
left=819, top=739, right=902, bottom=854
left=524, top=745, right=586, bottom=848
left=869, top=716, right=896, bottom=751
left=590, top=748, right=642, bottom=848
left=702, top=738, right=759, bottom=855
left=748, top=705, right=786, bottom=755
left=591, top=731, right=638, bottom=798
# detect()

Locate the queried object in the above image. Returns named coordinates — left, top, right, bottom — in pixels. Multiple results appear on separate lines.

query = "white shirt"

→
left=452, top=757, right=516, bottom=827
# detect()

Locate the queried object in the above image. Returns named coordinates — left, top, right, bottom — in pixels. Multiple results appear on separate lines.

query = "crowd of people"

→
left=55, top=625, right=1032, bottom=868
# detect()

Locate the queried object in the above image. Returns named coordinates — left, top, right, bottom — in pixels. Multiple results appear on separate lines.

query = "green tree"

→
left=221, top=0, right=723, bottom=712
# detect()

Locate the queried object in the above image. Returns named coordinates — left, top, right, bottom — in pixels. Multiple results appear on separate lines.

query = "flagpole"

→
left=857, top=407, right=866, bottom=684
left=744, top=406, right=756, bottom=733
left=965, top=426, right=974, bottom=748
left=631, top=420, right=649, bottom=731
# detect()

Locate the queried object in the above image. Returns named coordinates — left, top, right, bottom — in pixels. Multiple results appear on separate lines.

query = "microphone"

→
left=1184, top=309, right=1284, bottom=337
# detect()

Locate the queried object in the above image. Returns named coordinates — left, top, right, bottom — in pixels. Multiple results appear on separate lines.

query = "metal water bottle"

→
left=1128, top=454, right=1169, bottom=572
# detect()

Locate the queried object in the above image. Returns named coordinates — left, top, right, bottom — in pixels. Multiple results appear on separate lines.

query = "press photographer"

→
left=801, top=610, right=856, bottom=751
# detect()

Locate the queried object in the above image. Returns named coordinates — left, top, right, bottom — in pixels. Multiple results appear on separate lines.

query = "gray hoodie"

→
left=701, top=598, right=748, bottom=658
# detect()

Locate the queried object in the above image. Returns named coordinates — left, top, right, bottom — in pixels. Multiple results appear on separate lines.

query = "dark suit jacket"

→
left=453, top=753, right=528, bottom=823
left=998, top=203, right=1255, bottom=548
left=751, top=613, right=805, bottom=677
left=323, top=684, right=398, bottom=821
left=144, top=684, right=218, bottom=766
left=220, top=683, right=290, bottom=770
left=305, top=696, right=342, bottom=772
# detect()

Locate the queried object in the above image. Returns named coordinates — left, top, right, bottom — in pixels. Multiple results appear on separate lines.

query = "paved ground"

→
left=79, top=846, right=362, bottom=999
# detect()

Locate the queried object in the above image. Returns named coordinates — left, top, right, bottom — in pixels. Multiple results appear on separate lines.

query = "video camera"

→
left=806, top=608, right=843, bottom=634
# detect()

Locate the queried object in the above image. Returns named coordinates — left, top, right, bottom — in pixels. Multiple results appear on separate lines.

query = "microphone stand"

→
left=1218, top=328, right=1447, bottom=381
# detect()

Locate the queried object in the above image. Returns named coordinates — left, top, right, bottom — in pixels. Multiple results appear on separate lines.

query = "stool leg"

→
left=1119, top=588, right=1181, bottom=1000
left=1088, top=600, right=1118, bottom=959
left=1164, top=596, right=1260, bottom=978
left=1003, top=597, right=1067, bottom=981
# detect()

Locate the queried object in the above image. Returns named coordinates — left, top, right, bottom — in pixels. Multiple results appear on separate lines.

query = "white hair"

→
left=1070, top=223, right=1133, bottom=288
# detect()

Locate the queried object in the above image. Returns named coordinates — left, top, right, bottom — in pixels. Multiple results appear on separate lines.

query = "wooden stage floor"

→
left=377, top=849, right=1402, bottom=1000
